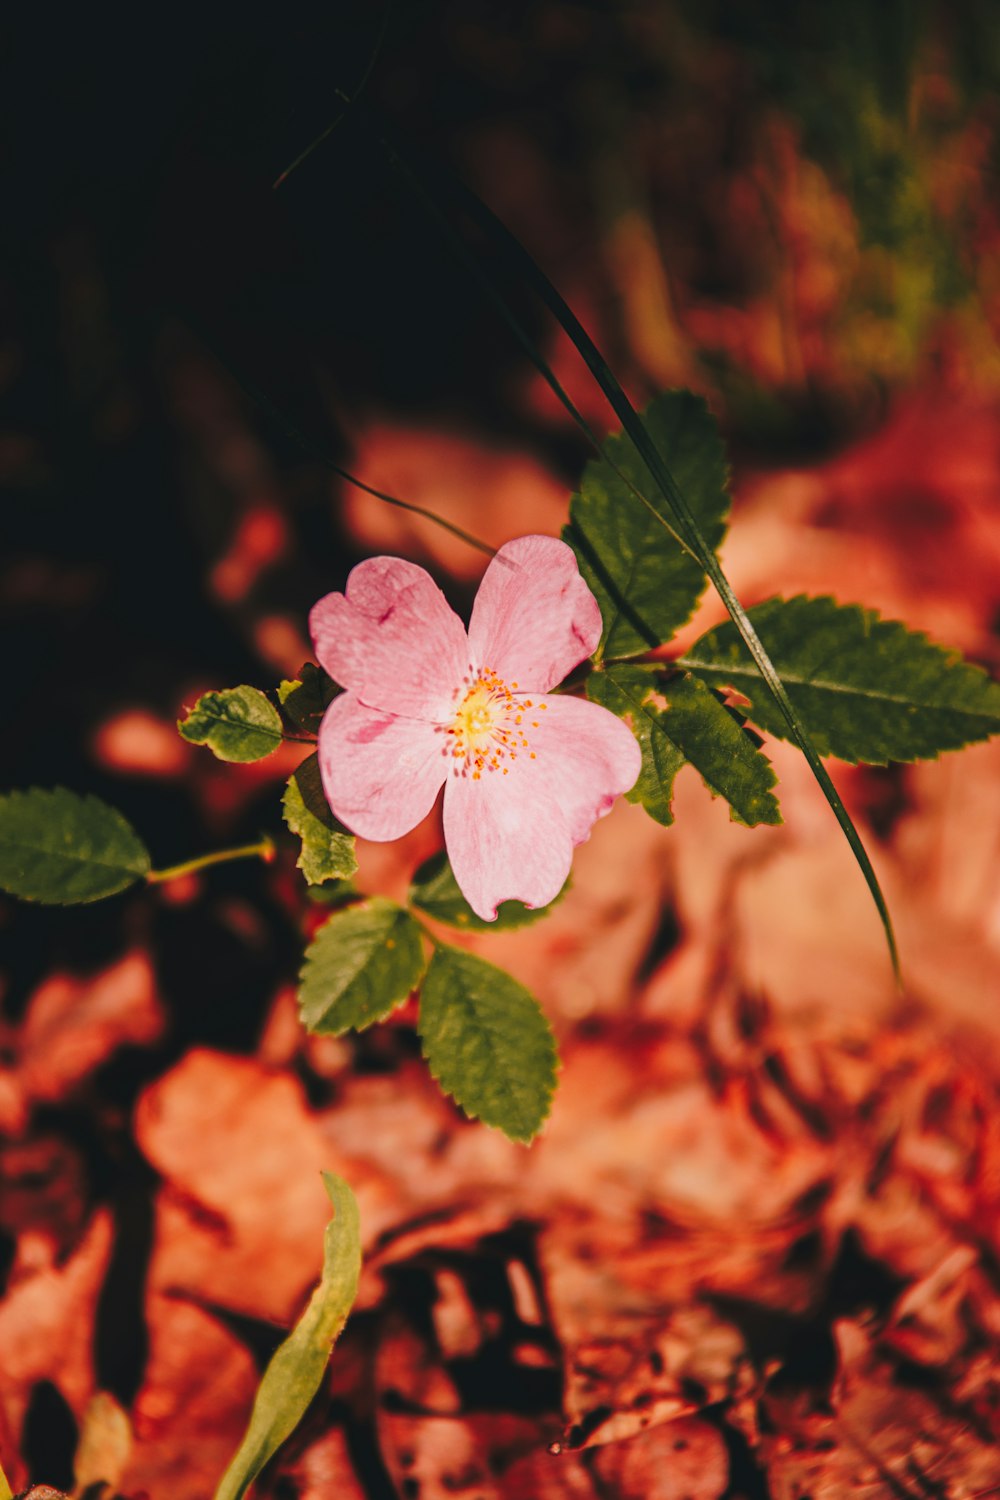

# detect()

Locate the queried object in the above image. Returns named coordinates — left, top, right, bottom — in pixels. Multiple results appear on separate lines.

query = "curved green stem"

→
left=407, top=907, right=444, bottom=949
left=147, top=837, right=275, bottom=885
left=377, top=129, right=899, bottom=983
left=269, top=96, right=899, bottom=984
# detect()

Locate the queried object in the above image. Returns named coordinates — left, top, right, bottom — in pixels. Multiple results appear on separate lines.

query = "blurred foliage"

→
left=436, top=0, right=1000, bottom=444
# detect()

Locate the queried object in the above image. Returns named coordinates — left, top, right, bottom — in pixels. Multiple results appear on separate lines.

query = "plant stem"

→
left=147, top=837, right=276, bottom=885
left=408, top=908, right=444, bottom=949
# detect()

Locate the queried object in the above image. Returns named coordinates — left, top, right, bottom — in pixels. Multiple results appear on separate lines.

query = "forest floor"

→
left=2, top=376, right=1000, bottom=1499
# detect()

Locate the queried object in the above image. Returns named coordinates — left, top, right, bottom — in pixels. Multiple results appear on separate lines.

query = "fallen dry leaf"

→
left=135, top=1049, right=350, bottom=1324
left=119, top=1296, right=259, bottom=1500
left=0, top=1213, right=112, bottom=1456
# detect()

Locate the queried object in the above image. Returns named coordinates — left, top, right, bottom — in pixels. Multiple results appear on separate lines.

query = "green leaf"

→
left=565, top=391, right=730, bottom=660
left=409, top=852, right=566, bottom=931
left=0, top=787, right=150, bottom=904
left=178, top=686, right=283, bottom=763
left=660, top=671, right=781, bottom=827
left=298, top=898, right=427, bottom=1035
left=290, top=752, right=336, bottom=828
left=418, top=947, right=558, bottom=1144
left=214, top=1172, right=360, bottom=1500
left=590, top=667, right=782, bottom=827
left=277, top=663, right=340, bottom=736
left=283, top=758, right=357, bottom=887
left=587, top=669, right=686, bottom=827
left=680, top=595, right=1000, bottom=765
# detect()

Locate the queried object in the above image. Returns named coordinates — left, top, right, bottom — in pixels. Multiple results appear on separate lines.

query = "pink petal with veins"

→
left=310, top=556, right=469, bottom=719
left=316, top=693, right=447, bottom=842
left=467, top=535, right=602, bottom=692
left=443, top=693, right=641, bottom=919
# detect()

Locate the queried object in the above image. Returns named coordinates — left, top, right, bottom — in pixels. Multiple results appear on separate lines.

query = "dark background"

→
left=5, top=0, right=998, bottom=796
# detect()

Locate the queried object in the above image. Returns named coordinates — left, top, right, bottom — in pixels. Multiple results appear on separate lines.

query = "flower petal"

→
left=467, top=535, right=603, bottom=692
left=443, top=693, right=641, bottom=919
left=310, top=557, right=469, bottom=718
left=444, top=769, right=573, bottom=923
left=317, top=693, right=448, bottom=842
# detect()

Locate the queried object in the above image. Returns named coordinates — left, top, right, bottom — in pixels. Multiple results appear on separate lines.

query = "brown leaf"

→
left=119, top=1297, right=258, bottom=1500
left=71, top=1391, right=132, bottom=1495
left=0, top=1213, right=112, bottom=1454
left=135, top=1049, right=354, bottom=1324
left=0, top=952, right=163, bottom=1132
left=268, top=1426, right=367, bottom=1500
left=758, top=1320, right=1000, bottom=1500
left=590, top=1417, right=730, bottom=1500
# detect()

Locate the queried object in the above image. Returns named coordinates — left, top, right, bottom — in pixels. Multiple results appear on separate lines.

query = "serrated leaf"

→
left=283, top=757, right=357, bottom=886
left=660, top=670, right=782, bottom=826
left=178, top=685, right=283, bottom=763
left=278, top=663, right=341, bottom=735
left=680, top=595, right=1000, bottom=765
left=298, top=898, right=427, bottom=1034
left=418, top=947, right=558, bottom=1143
left=590, top=666, right=781, bottom=828
left=565, top=391, right=730, bottom=660
left=214, top=1172, right=360, bottom=1500
left=409, top=852, right=567, bottom=931
left=0, top=787, right=150, bottom=904
left=587, top=669, right=686, bottom=826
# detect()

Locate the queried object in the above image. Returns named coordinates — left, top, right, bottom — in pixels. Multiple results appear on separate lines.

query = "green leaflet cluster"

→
left=178, top=675, right=358, bottom=886
left=678, top=595, right=1000, bottom=765
left=298, top=873, right=559, bottom=1145
left=173, top=676, right=560, bottom=1140
left=566, top=392, right=1000, bottom=827
left=588, top=666, right=781, bottom=829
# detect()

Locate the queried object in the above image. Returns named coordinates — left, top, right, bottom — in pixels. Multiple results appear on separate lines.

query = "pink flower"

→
left=310, top=535, right=641, bottom=920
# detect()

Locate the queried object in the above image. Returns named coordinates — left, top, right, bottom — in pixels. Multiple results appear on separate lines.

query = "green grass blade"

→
left=214, top=1173, right=360, bottom=1500
left=263, top=101, right=900, bottom=981
left=374, top=133, right=898, bottom=980
left=184, top=319, right=495, bottom=560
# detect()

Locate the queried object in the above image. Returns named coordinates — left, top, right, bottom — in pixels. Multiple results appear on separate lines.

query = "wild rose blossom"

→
left=310, top=535, right=641, bottom=920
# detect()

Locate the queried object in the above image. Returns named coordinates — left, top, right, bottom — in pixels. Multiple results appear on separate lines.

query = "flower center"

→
left=443, top=667, right=542, bottom=780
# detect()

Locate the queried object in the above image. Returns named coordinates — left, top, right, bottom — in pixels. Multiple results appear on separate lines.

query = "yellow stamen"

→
left=443, top=668, right=541, bottom=780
